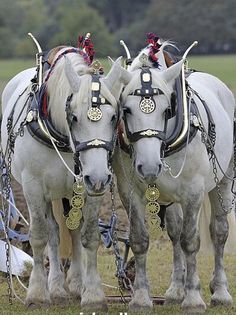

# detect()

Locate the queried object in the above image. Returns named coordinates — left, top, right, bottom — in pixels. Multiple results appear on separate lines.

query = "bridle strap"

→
left=75, top=139, right=114, bottom=153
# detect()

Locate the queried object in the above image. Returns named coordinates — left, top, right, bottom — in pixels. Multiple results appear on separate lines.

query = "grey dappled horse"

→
left=1, top=46, right=122, bottom=311
left=111, top=44, right=235, bottom=312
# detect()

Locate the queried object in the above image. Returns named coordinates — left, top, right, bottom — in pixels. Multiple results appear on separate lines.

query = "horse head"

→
left=119, top=55, right=184, bottom=183
left=46, top=47, right=122, bottom=195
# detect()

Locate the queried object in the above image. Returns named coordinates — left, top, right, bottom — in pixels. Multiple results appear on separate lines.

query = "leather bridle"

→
left=123, top=67, right=176, bottom=155
left=65, top=74, right=119, bottom=166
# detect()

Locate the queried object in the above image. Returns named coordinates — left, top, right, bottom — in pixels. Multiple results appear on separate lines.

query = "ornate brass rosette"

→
left=147, top=216, right=161, bottom=239
left=66, top=216, right=80, bottom=230
left=139, top=98, right=155, bottom=114
left=69, top=208, right=83, bottom=221
left=146, top=201, right=160, bottom=214
left=87, top=107, right=102, bottom=121
left=73, top=182, right=85, bottom=195
left=145, top=186, right=160, bottom=201
left=71, top=195, right=84, bottom=209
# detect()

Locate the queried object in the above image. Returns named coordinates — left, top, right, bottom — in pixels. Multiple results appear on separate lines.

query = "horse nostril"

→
left=137, top=164, right=144, bottom=178
left=84, top=175, right=92, bottom=188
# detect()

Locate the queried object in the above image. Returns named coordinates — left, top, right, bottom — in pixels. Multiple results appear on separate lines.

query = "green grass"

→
left=188, top=55, right=236, bottom=94
left=1, top=237, right=236, bottom=314
left=0, top=55, right=236, bottom=95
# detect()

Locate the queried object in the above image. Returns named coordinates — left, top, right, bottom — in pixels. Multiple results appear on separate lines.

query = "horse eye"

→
left=111, top=114, right=117, bottom=122
left=123, top=107, right=131, bottom=115
left=73, top=115, right=78, bottom=122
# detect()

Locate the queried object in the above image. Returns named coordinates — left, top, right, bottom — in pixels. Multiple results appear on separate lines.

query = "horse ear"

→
left=161, top=59, right=184, bottom=84
left=64, top=56, right=81, bottom=93
left=102, top=56, right=130, bottom=100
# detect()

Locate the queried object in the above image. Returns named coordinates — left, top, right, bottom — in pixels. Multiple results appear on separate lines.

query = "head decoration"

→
left=146, top=32, right=162, bottom=68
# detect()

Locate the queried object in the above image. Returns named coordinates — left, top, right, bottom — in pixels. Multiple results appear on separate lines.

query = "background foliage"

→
left=0, top=0, right=235, bottom=57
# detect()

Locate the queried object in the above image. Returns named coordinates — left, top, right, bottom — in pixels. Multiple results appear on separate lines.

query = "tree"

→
left=49, top=1, right=117, bottom=57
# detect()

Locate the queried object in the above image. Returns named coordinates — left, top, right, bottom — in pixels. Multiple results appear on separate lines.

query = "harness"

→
left=121, top=60, right=218, bottom=159
left=122, top=66, right=202, bottom=158
left=25, top=49, right=118, bottom=164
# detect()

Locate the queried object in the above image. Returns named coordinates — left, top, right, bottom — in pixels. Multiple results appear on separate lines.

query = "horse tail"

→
left=199, top=194, right=236, bottom=254
left=52, top=199, right=72, bottom=259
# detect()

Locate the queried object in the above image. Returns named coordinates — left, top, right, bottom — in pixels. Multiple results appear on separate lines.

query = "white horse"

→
left=1, top=46, right=121, bottom=311
left=111, top=43, right=235, bottom=312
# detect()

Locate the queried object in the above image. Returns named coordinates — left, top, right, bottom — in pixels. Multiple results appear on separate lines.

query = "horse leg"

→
left=23, top=179, right=50, bottom=308
left=80, top=196, right=107, bottom=312
left=117, top=186, right=152, bottom=311
left=180, top=191, right=206, bottom=313
left=164, top=203, right=186, bottom=304
left=47, top=205, right=69, bottom=304
left=66, top=228, right=84, bottom=299
left=129, top=201, right=152, bottom=311
left=208, top=164, right=233, bottom=306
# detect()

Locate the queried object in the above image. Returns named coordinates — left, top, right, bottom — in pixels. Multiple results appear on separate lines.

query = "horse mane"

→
left=45, top=46, right=116, bottom=134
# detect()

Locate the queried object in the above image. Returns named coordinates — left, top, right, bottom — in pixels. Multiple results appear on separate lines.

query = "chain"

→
left=110, top=170, right=134, bottom=303
left=0, top=149, right=13, bottom=303
left=199, top=119, right=235, bottom=214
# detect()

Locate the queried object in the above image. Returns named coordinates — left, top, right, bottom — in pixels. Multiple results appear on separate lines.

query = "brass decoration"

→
left=69, top=208, right=83, bottom=221
left=142, top=73, right=151, bottom=82
left=146, top=201, right=160, bottom=214
left=71, top=195, right=84, bottom=209
left=145, top=184, right=161, bottom=238
left=26, top=110, right=34, bottom=122
left=147, top=215, right=161, bottom=239
left=91, top=82, right=100, bottom=91
left=140, top=129, right=158, bottom=137
left=91, top=60, right=101, bottom=72
left=66, top=181, right=85, bottom=230
left=73, top=182, right=85, bottom=195
left=87, top=107, right=102, bottom=121
left=139, top=97, right=155, bottom=114
left=66, top=216, right=80, bottom=230
left=145, top=186, right=160, bottom=201
left=87, top=139, right=105, bottom=147
left=139, top=53, right=148, bottom=65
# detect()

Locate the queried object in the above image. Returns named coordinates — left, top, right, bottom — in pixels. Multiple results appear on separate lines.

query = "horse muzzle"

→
left=83, top=173, right=112, bottom=196
left=136, top=161, right=163, bottom=183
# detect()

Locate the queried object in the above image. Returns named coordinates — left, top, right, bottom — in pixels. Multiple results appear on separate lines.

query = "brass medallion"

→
left=73, top=182, right=85, bottom=195
left=69, top=208, right=83, bottom=221
left=145, top=186, right=160, bottom=201
left=87, top=107, right=102, bottom=121
left=146, top=201, right=160, bottom=214
left=66, top=216, right=80, bottom=230
left=71, top=195, right=84, bottom=209
left=147, top=216, right=162, bottom=239
left=139, top=98, right=155, bottom=114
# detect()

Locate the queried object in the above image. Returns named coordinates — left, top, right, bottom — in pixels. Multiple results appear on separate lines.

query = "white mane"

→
left=46, top=47, right=117, bottom=134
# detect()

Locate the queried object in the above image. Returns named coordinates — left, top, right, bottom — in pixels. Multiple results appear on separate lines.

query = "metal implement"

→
left=28, top=33, right=43, bottom=87
left=120, top=40, right=132, bottom=70
left=168, top=41, right=198, bottom=149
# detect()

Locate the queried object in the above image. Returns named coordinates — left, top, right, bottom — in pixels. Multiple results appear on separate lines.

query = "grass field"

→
left=1, top=237, right=236, bottom=315
left=0, top=55, right=236, bottom=314
left=0, top=54, right=236, bottom=95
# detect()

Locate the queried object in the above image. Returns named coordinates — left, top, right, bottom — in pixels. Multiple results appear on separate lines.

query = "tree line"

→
left=0, top=0, right=235, bottom=58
